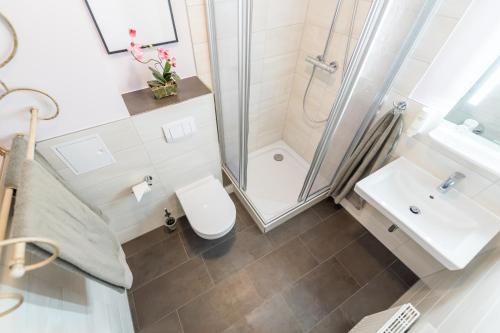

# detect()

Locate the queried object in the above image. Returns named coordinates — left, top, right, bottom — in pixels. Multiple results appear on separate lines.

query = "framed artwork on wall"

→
left=84, top=0, right=178, bottom=54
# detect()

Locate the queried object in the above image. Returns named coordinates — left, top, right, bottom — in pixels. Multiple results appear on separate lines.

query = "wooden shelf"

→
left=121, top=76, right=211, bottom=116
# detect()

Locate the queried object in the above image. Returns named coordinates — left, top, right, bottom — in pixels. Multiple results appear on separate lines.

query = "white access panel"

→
left=51, top=134, right=116, bottom=175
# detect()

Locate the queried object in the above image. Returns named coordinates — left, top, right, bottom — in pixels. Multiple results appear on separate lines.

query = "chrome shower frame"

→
left=206, top=0, right=438, bottom=232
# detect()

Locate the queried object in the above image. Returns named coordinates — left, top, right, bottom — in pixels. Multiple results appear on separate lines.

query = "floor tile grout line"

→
left=246, top=226, right=368, bottom=306
left=129, top=234, right=191, bottom=292
left=130, top=204, right=367, bottom=331
left=178, top=230, right=191, bottom=261
left=297, top=236, right=322, bottom=265
left=171, top=234, right=277, bottom=321
left=264, top=205, right=336, bottom=250
left=386, top=260, right=414, bottom=289
left=180, top=216, right=251, bottom=260
left=316, top=206, right=344, bottom=222
left=175, top=235, right=314, bottom=325
left=335, top=256, right=364, bottom=289
left=124, top=229, right=174, bottom=259
left=197, top=238, right=273, bottom=287
left=280, top=250, right=360, bottom=333
left=299, top=229, right=368, bottom=268
left=201, top=254, right=216, bottom=286
left=287, top=231, right=395, bottom=332
left=176, top=309, right=185, bottom=333
left=128, top=293, right=140, bottom=332
left=308, top=265, right=398, bottom=332
left=137, top=308, right=182, bottom=332
left=278, top=292, right=306, bottom=332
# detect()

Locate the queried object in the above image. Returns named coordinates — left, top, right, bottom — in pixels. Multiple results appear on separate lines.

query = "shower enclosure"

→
left=206, top=0, right=438, bottom=230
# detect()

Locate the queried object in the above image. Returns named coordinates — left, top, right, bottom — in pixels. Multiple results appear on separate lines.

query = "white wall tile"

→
left=187, top=4, right=209, bottom=44
left=392, top=57, right=430, bottom=96
left=57, top=145, right=153, bottom=189
left=192, top=42, right=211, bottom=75
left=38, top=92, right=220, bottom=243
left=132, top=94, right=215, bottom=142
left=264, top=24, right=304, bottom=58
left=437, top=0, right=472, bottom=19
left=412, top=15, right=458, bottom=63
left=144, top=124, right=219, bottom=164
left=266, top=0, right=309, bottom=29
left=37, top=119, right=142, bottom=171
left=77, top=167, right=160, bottom=206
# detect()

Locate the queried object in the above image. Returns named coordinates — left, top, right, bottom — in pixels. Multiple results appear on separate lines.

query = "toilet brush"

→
left=164, top=208, right=177, bottom=232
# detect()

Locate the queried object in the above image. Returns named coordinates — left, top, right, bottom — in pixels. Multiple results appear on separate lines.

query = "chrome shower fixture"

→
left=305, top=55, right=338, bottom=74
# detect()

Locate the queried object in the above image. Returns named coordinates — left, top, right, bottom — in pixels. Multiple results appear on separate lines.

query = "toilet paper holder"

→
left=131, top=176, right=154, bottom=202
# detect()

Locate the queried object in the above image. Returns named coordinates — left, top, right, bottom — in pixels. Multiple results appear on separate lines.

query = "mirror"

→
left=444, top=57, right=500, bottom=145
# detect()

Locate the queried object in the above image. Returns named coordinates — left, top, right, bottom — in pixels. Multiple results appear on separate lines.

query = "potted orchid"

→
left=128, top=28, right=180, bottom=99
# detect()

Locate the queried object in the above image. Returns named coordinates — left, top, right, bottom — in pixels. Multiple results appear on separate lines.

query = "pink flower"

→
left=129, top=42, right=144, bottom=60
left=133, top=49, right=144, bottom=61
left=128, top=28, right=136, bottom=38
left=170, top=57, right=177, bottom=68
left=157, top=47, right=170, bottom=60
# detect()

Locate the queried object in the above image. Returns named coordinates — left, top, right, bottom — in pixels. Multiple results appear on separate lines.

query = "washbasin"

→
left=355, top=157, right=500, bottom=270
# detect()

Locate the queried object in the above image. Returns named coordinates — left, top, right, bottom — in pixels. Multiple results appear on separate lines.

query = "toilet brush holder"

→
left=164, top=208, right=177, bottom=232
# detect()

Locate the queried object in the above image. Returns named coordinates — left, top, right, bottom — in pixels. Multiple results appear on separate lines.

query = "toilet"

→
left=176, top=175, right=236, bottom=240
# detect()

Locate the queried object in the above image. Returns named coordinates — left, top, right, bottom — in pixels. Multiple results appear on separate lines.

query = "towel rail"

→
left=0, top=13, right=61, bottom=317
left=0, top=107, right=60, bottom=280
left=0, top=293, right=23, bottom=317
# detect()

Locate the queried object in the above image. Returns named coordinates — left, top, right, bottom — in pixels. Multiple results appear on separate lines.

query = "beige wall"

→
left=37, top=94, right=221, bottom=243
left=283, top=0, right=372, bottom=162
left=186, top=0, right=213, bottom=89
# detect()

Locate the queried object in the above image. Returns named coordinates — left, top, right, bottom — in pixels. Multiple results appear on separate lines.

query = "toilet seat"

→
left=176, top=175, right=236, bottom=240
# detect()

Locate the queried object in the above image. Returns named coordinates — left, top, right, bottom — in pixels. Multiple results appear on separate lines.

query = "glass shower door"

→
left=304, top=0, right=439, bottom=199
left=207, top=0, right=244, bottom=184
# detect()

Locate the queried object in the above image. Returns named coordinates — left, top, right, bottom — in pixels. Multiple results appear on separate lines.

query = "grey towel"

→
left=330, top=110, right=403, bottom=208
left=11, top=159, right=132, bottom=289
left=5, top=136, right=107, bottom=219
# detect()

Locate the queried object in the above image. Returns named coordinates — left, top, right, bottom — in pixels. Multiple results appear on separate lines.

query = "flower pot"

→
left=148, top=80, right=177, bottom=99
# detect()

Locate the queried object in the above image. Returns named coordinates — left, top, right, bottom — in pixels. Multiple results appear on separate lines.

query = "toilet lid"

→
left=176, top=176, right=236, bottom=240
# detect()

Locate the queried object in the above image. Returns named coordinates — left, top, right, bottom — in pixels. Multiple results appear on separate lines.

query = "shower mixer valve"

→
left=305, top=55, right=338, bottom=74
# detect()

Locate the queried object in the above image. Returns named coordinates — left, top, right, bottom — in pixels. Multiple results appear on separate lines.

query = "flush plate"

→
left=51, top=134, right=116, bottom=175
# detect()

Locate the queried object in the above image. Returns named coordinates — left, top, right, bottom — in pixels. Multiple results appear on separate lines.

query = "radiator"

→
left=349, top=303, right=420, bottom=333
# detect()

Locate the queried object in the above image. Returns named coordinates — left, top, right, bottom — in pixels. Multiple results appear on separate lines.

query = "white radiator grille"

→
left=380, top=304, right=420, bottom=333
left=349, top=303, right=420, bottom=333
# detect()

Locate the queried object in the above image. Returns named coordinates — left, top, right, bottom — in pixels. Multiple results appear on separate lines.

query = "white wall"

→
left=410, top=0, right=500, bottom=114
left=0, top=0, right=196, bottom=148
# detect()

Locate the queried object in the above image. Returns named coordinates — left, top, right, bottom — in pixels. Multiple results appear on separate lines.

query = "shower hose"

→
left=303, top=0, right=360, bottom=124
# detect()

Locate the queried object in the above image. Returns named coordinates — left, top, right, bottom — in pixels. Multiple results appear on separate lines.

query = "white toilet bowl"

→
left=176, top=175, right=236, bottom=240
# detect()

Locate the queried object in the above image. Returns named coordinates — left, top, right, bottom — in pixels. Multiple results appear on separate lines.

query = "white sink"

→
left=355, top=157, right=500, bottom=270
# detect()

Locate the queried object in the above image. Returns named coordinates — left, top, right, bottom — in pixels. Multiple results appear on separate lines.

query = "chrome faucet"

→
left=438, top=172, right=466, bottom=193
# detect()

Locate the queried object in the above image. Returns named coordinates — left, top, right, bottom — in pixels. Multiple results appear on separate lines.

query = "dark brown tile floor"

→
left=124, top=194, right=418, bottom=333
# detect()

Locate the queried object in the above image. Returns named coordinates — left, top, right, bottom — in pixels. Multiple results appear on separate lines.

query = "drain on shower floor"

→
left=273, top=153, right=284, bottom=161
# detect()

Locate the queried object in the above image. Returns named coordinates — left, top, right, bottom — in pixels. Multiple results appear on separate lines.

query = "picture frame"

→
left=84, top=0, right=179, bottom=54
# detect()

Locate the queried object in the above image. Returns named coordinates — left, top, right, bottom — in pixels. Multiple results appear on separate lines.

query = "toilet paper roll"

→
left=132, top=181, right=152, bottom=202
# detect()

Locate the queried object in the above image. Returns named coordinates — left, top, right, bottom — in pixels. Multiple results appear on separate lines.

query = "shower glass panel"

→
left=207, top=0, right=242, bottom=183
left=207, top=0, right=438, bottom=230
left=244, top=0, right=378, bottom=222
left=306, top=0, right=439, bottom=198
